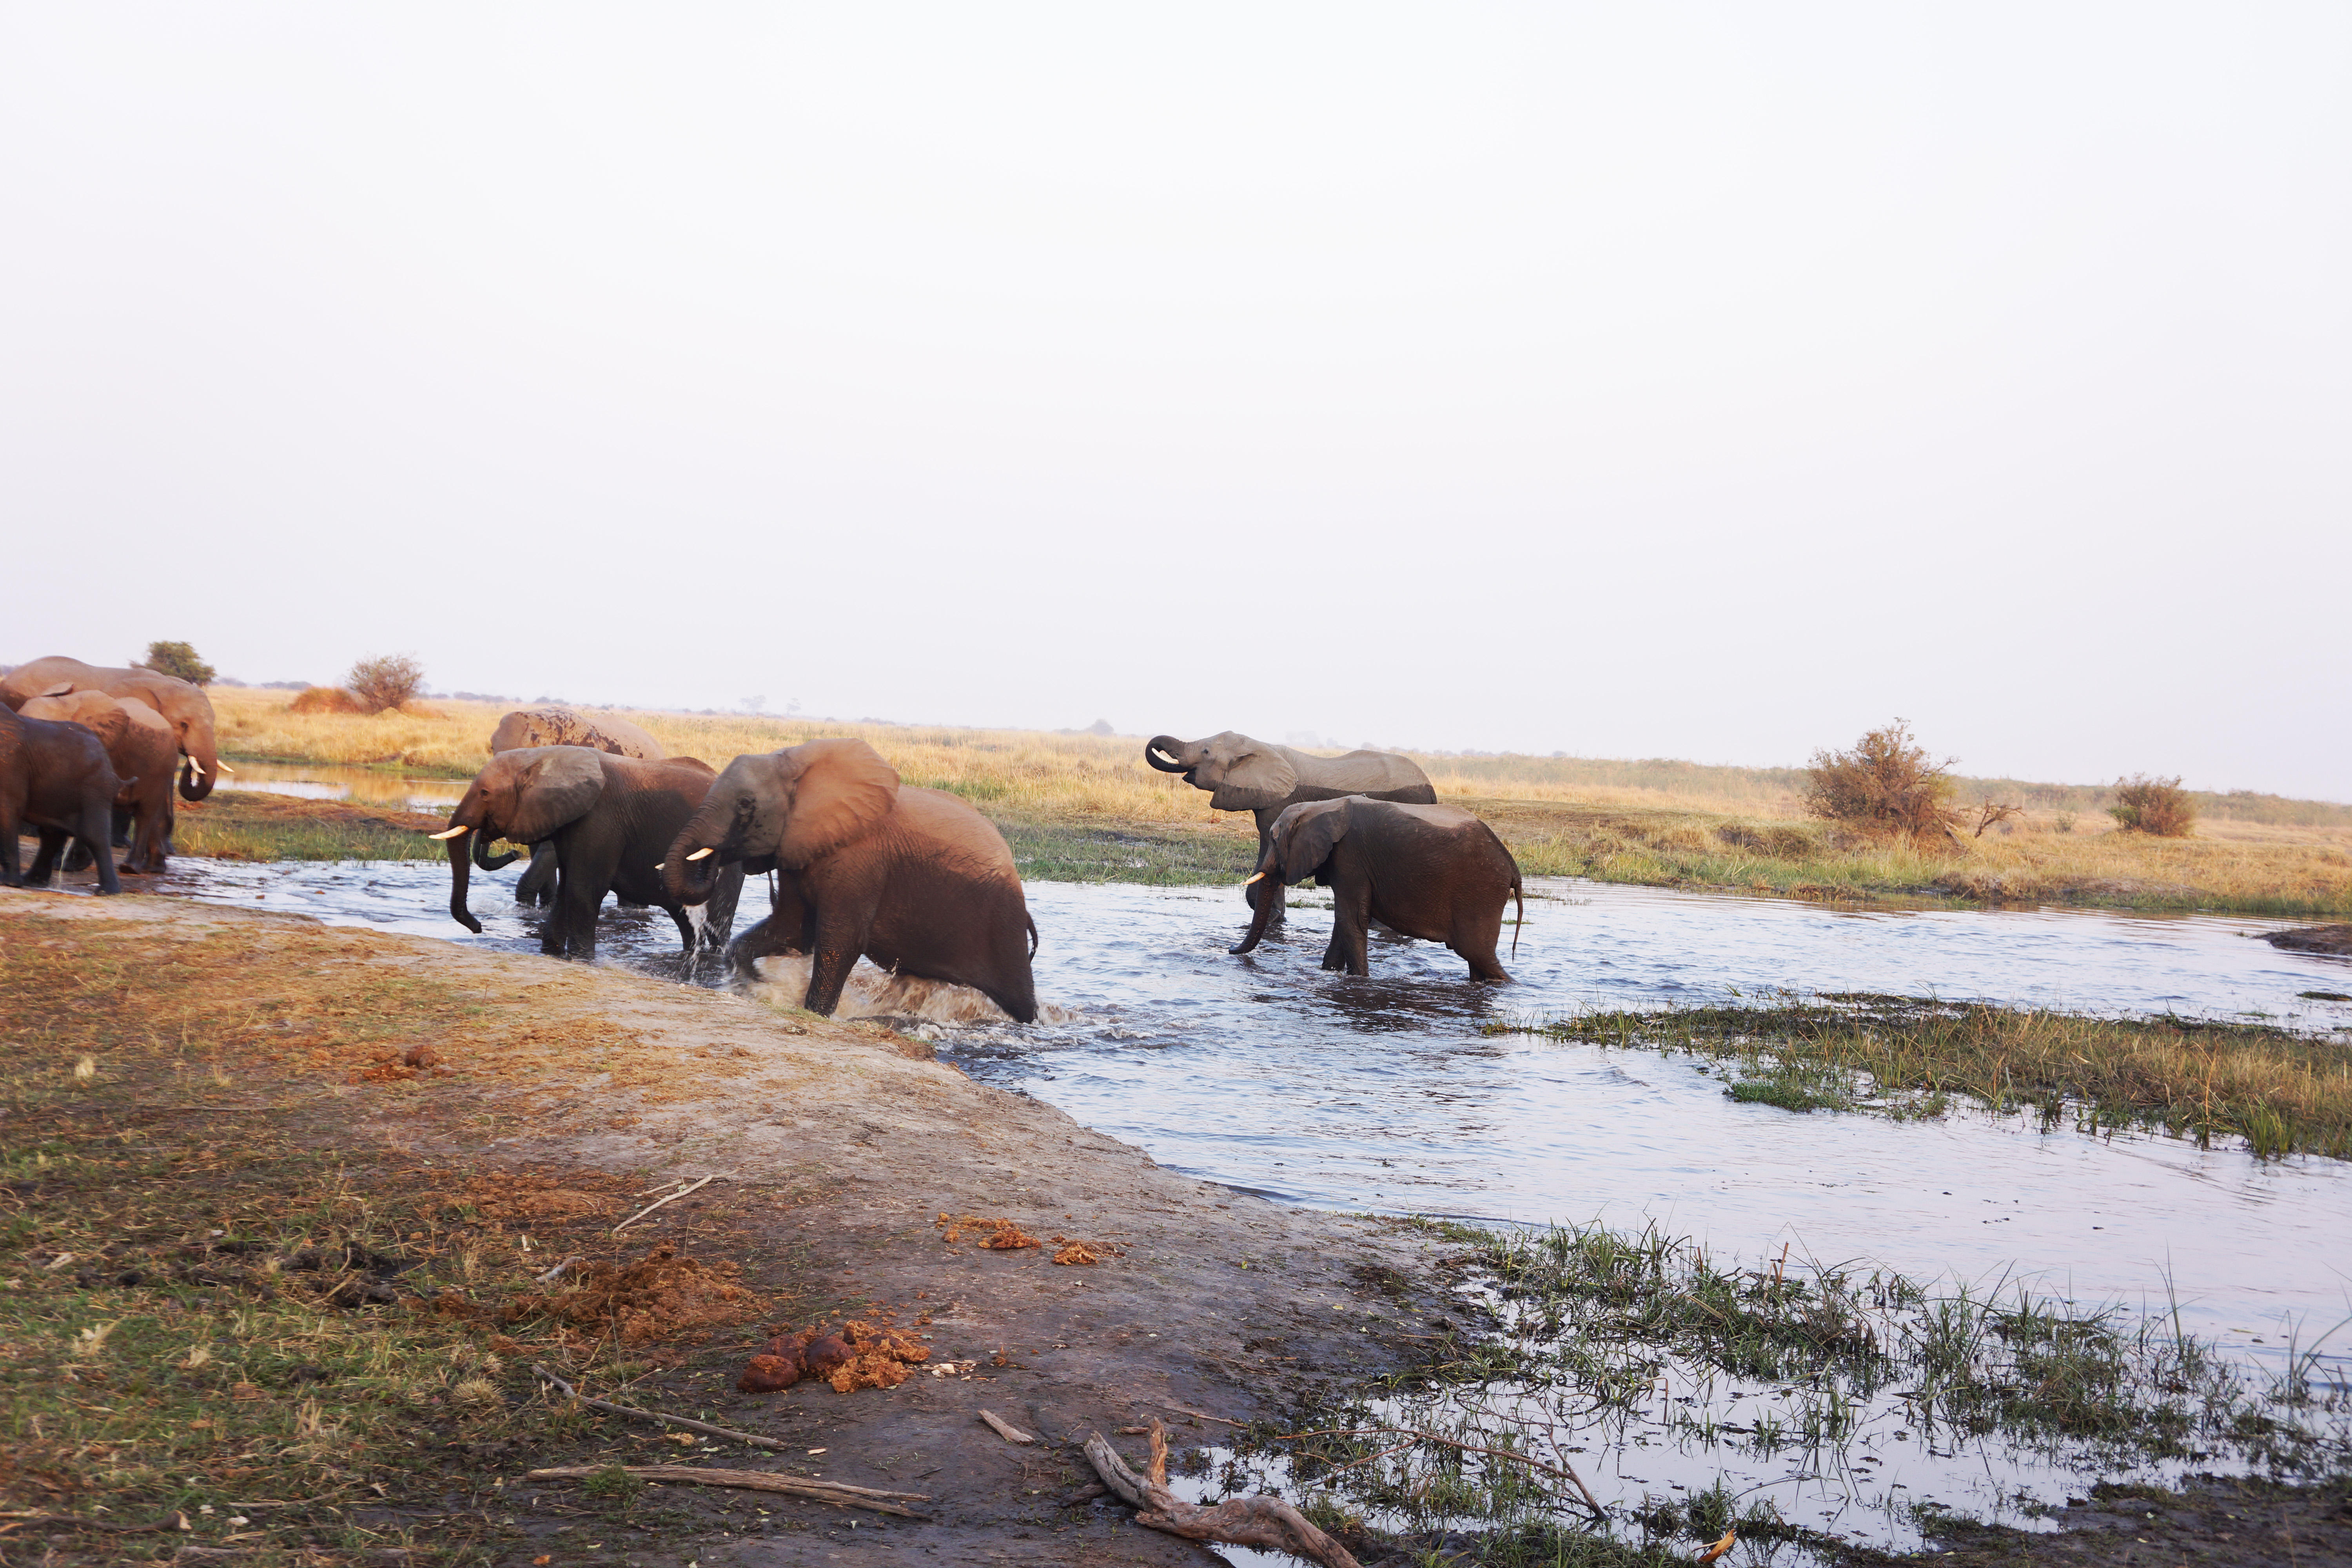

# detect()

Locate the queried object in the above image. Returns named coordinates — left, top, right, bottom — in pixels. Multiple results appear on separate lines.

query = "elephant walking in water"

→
left=1231, top=796, right=1523, bottom=980
left=1144, top=731, right=1435, bottom=929
left=434, top=746, right=740, bottom=962
left=18, top=691, right=180, bottom=873
left=662, top=738, right=1039, bottom=1021
left=486, top=707, right=668, bottom=908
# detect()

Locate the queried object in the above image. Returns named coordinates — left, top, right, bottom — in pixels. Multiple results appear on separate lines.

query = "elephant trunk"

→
left=447, top=829, right=483, bottom=934
left=1144, top=735, right=1193, bottom=774
left=1229, top=863, right=1283, bottom=955
left=662, top=815, right=725, bottom=908
left=473, top=831, right=520, bottom=872
left=177, top=726, right=220, bottom=802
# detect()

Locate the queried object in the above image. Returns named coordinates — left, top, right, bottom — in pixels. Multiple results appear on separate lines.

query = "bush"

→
left=138, top=640, right=216, bottom=684
left=1803, top=719, right=1959, bottom=840
left=345, top=654, right=424, bottom=715
left=288, top=686, right=365, bottom=715
left=2110, top=774, right=2196, bottom=837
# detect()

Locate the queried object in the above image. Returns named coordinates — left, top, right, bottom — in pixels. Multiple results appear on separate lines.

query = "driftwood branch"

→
left=612, top=1172, right=717, bottom=1234
left=531, top=1363, right=783, bottom=1451
left=1157, top=1400, right=1247, bottom=1428
left=526, top=1465, right=929, bottom=1519
left=1083, top=1419, right=1362, bottom=1568
left=1274, top=1425, right=1606, bottom=1519
left=977, top=1408, right=1035, bottom=1444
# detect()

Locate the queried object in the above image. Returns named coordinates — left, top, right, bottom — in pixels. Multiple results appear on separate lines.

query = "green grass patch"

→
left=994, top=815, right=1258, bottom=886
left=174, top=791, right=454, bottom=862
left=1497, top=994, right=2352, bottom=1160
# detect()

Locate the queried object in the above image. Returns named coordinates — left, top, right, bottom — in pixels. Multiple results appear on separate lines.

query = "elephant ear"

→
left=776, top=739, right=900, bottom=869
left=1277, top=799, right=1352, bottom=883
left=1205, top=737, right=1298, bottom=813
left=505, top=748, right=608, bottom=844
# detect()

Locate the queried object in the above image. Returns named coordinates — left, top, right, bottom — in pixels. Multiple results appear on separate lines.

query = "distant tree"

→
left=1803, top=719, right=1960, bottom=840
left=138, top=640, right=216, bottom=684
left=346, top=653, right=425, bottom=714
left=2110, top=774, right=2196, bottom=837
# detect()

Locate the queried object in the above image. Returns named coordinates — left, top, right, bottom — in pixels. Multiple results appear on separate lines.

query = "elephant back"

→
left=492, top=706, right=665, bottom=761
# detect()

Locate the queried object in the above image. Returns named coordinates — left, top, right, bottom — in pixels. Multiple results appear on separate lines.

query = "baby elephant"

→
left=1230, top=796, right=1523, bottom=980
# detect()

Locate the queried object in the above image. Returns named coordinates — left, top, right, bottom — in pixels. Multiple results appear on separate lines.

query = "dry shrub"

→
left=936, top=1212, right=1042, bottom=1249
left=347, top=653, right=425, bottom=715
left=502, top=1244, right=757, bottom=1346
left=2111, top=774, right=2196, bottom=837
left=289, top=685, right=365, bottom=715
left=1804, top=719, right=1959, bottom=840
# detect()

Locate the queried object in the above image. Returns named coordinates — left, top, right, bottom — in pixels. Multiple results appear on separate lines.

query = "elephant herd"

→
left=2, top=655, right=225, bottom=890
left=435, top=721, right=1523, bottom=1020
left=0, top=666, right=1528, bottom=1020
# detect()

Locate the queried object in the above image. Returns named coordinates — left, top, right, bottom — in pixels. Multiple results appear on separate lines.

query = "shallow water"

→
left=67, top=854, right=2352, bottom=1548
left=217, top=760, right=467, bottom=811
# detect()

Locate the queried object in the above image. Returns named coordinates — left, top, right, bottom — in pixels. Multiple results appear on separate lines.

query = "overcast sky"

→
left=4, top=5, right=2345, bottom=797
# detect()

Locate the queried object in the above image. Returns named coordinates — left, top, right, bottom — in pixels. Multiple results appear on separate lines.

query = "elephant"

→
left=488, top=708, right=668, bottom=908
left=1, top=703, right=125, bottom=894
left=1230, top=795, right=1523, bottom=981
left=1, top=657, right=224, bottom=807
left=661, top=737, right=1040, bottom=1021
left=431, top=746, right=742, bottom=963
left=1144, top=731, right=1436, bottom=929
left=18, top=691, right=179, bottom=873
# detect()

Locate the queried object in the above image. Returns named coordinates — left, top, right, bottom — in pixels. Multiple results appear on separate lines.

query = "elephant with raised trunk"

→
left=1145, top=731, right=1435, bottom=929
left=1231, top=796, right=1523, bottom=980
left=488, top=708, right=668, bottom=908
left=661, top=738, right=1039, bottom=1021
left=2, top=656, right=225, bottom=808
left=433, top=746, right=741, bottom=963
left=18, top=691, right=179, bottom=873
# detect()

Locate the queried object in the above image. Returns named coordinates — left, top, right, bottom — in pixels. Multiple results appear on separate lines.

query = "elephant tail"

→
left=1025, top=911, right=1039, bottom=960
left=1509, top=873, right=1524, bottom=961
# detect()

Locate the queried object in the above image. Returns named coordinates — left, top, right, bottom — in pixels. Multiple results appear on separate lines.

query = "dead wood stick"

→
left=612, top=1172, right=717, bottom=1234
left=526, top=1466, right=929, bottom=1518
left=1271, top=1426, right=1606, bottom=1519
left=977, top=1408, right=1035, bottom=1444
left=1083, top=1424, right=1362, bottom=1568
left=531, top=1363, right=783, bottom=1450
left=1156, top=1400, right=1246, bottom=1427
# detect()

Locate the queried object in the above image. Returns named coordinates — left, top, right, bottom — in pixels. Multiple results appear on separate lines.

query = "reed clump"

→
left=1515, top=996, right=2352, bottom=1161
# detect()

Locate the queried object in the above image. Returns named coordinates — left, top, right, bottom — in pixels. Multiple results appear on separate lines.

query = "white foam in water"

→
left=746, top=951, right=1018, bottom=1025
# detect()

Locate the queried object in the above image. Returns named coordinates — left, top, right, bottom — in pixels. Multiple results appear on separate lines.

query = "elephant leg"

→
left=25, top=828, right=65, bottom=886
left=549, top=836, right=617, bottom=960
left=0, top=802, right=20, bottom=886
left=1325, top=877, right=1372, bottom=976
left=80, top=800, right=120, bottom=895
left=131, top=798, right=169, bottom=874
left=725, top=913, right=800, bottom=984
left=1453, top=900, right=1512, bottom=982
left=516, top=843, right=559, bottom=907
left=802, top=906, right=876, bottom=1017
left=63, top=837, right=94, bottom=872
left=111, top=804, right=132, bottom=849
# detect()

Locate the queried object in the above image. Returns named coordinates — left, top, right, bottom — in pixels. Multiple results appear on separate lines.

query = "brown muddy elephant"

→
left=19, top=692, right=179, bottom=873
left=1145, top=731, right=1435, bottom=929
left=488, top=708, right=667, bottom=907
left=1231, top=796, right=1523, bottom=981
left=1, top=704, right=125, bottom=894
left=432, top=746, right=741, bottom=962
left=661, top=738, right=1039, bottom=1021
left=1, top=657, right=223, bottom=806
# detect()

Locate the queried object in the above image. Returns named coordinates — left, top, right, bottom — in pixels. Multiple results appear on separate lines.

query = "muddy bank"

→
left=0, top=893, right=1448, bottom=1566
left=2268, top=923, right=2352, bottom=956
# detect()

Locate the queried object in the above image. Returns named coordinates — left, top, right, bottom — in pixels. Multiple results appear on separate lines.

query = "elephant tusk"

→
left=183, top=757, right=204, bottom=776
left=652, top=863, right=664, bottom=872
left=428, top=825, right=471, bottom=840
left=685, top=846, right=714, bottom=861
left=216, top=761, right=236, bottom=774
left=1244, top=871, right=1267, bottom=884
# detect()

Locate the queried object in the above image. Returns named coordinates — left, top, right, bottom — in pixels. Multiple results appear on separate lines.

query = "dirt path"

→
left=2, top=893, right=1450, bottom=1566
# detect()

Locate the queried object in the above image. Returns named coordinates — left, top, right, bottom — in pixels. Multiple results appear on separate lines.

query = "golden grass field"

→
left=208, top=687, right=2352, bottom=915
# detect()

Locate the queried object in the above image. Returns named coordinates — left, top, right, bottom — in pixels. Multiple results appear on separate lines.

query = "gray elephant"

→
left=1231, top=796, right=1523, bottom=980
left=488, top=707, right=668, bottom=908
left=1145, top=731, right=1435, bottom=927
left=432, top=746, right=740, bottom=963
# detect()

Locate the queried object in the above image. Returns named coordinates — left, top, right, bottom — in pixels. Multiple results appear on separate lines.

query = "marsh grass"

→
left=1503, top=996, right=2352, bottom=1161
left=171, top=791, right=454, bottom=862
left=205, top=688, right=2352, bottom=913
left=1239, top=1218, right=2348, bottom=1566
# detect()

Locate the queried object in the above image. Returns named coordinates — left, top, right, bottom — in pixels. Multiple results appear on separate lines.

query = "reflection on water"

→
left=218, top=759, right=468, bottom=811
left=46, top=851, right=2352, bottom=1546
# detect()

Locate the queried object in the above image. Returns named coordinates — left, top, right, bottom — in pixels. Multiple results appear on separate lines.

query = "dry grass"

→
left=204, top=688, right=2352, bottom=914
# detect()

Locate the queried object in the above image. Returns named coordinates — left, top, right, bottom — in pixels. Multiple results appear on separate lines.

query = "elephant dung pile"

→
left=737, top=1316, right=933, bottom=1395
left=501, top=1243, right=759, bottom=1348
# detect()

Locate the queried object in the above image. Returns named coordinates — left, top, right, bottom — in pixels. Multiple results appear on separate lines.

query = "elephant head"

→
left=1229, top=799, right=1352, bottom=955
left=109, top=673, right=220, bottom=802
left=662, top=739, right=899, bottom=907
left=1143, top=731, right=1298, bottom=812
left=430, top=746, right=608, bottom=933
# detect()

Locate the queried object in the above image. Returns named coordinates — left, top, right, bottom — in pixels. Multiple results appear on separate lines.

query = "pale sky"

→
left=4, top=5, right=2346, bottom=797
